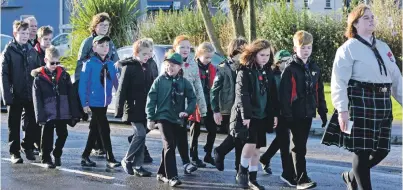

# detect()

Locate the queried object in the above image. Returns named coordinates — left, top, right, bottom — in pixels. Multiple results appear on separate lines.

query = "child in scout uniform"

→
left=212, top=37, right=248, bottom=173
left=32, top=47, right=81, bottom=168
left=260, top=50, right=297, bottom=187
left=230, top=39, right=280, bottom=190
left=188, top=42, right=218, bottom=167
left=279, top=31, right=328, bottom=189
left=146, top=52, right=197, bottom=187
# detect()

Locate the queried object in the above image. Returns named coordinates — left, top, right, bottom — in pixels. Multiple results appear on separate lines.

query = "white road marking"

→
left=2, top=158, right=115, bottom=180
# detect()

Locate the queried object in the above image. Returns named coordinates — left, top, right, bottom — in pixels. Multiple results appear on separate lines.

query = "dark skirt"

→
left=321, top=80, right=393, bottom=152
left=246, top=117, right=268, bottom=149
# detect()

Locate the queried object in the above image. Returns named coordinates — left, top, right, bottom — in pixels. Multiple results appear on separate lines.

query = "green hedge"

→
left=139, top=1, right=402, bottom=82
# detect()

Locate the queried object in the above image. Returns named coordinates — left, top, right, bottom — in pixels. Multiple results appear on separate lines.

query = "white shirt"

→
left=331, top=38, right=402, bottom=112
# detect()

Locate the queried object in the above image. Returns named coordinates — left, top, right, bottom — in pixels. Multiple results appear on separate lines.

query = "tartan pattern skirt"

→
left=321, top=80, right=393, bottom=152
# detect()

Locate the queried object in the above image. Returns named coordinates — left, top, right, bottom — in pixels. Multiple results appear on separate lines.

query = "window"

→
left=51, top=34, right=69, bottom=46
left=325, top=0, right=331, bottom=9
left=303, top=0, right=309, bottom=9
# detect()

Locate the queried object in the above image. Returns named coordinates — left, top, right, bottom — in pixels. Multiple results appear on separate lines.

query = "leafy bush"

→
left=62, top=0, right=139, bottom=74
left=139, top=8, right=232, bottom=52
left=138, top=0, right=401, bottom=81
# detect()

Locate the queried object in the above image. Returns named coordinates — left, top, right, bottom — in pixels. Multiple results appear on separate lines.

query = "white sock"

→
left=134, top=166, right=141, bottom=169
left=249, top=165, right=258, bottom=172
left=240, top=157, right=251, bottom=168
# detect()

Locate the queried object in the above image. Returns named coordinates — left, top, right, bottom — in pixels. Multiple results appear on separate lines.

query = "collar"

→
left=94, top=53, right=109, bottom=62
left=197, top=59, right=210, bottom=70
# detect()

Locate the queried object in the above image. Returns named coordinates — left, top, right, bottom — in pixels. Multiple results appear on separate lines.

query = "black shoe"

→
left=342, top=171, right=358, bottom=190
left=214, top=148, right=224, bottom=171
left=169, top=176, right=182, bottom=187
left=134, top=167, right=152, bottom=177
left=191, top=159, right=206, bottom=168
left=156, top=174, right=169, bottom=183
left=143, top=153, right=153, bottom=164
left=43, top=160, right=56, bottom=169
left=203, top=154, right=215, bottom=166
left=248, top=180, right=265, bottom=190
left=54, top=157, right=61, bottom=167
left=297, top=174, right=317, bottom=190
left=280, top=174, right=297, bottom=187
left=236, top=166, right=249, bottom=188
left=128, top=135, right=133, bottom=143
left=183, top=163, right=197, bottom=174
left=81, top=157, right=96, bottom=167
left=261, top=163, right=272, bottom=175
left=106, top=160, right=121, bottom=168
left=22, top=149, right=36, bottom=161
left=10, top=154, right=23, bottom=164
left=121, top=160, right=134, bottom=175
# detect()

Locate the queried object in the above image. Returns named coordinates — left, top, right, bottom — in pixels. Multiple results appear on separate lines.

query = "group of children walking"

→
left=1, top=13, right=328, bottom=190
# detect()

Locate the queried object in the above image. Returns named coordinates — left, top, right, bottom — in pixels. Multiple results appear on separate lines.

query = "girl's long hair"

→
left=240, top=39, right=275, bottom=69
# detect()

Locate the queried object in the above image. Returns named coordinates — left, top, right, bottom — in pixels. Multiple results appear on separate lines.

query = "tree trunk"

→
left=229, top=0, right=246, bottom=38
left=248, top=0, right=257, bottom=42
left=196, top=0, right=224, bottom=55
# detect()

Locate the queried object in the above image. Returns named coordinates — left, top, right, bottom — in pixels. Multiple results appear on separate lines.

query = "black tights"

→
left=349, top=150, right=389, bottom=190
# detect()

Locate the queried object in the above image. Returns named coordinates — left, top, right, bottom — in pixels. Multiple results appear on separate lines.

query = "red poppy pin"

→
left=184, top=63, right=190, bottom=68
left=387, top=52, right=395, bottom=62
left=201, top=75, right=207, bottom=79
left=258, top=76, right=263, bottom=81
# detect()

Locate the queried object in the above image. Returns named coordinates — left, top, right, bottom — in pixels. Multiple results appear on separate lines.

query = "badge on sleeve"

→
left=387, top=52, right=395, bottom=62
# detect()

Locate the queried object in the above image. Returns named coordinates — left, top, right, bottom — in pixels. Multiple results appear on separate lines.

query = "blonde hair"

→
left=345, top=4, right=371, bottom=39
left=173, top=35, right=190, bottom=50
left=89, top=12, right=111, bottom=34
left=196, top=42, right=215, bottom=58
left=240, top=39, right=274, bottom=68
left=12, top=20, right=29, bottom=32
left=132, top=38, right=153, bottom=55
left=45, top=46, right=60, bottom=59
left=23, top=16, right=37, bottom=24
left=293, top=30, right=313, bottom=47
left=37, top=26, right=53, bottom=38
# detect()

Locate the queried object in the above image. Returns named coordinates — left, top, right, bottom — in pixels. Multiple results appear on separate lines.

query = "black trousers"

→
left=22, top=111, right=42, bottom=149
left=349, top=150, right=389, bottom=190
left=288, top=117, right=312, bottom=179
left=215, top=115, right=245, bottom=172
left=90, top=116, right=104, bottom=151
left=41, top=120, right=68, bottom=162
left=189, top=106, right=217, bottom=160
left=157, top=120, right=180, bottom=179
left=175, top=118, right=191, bottom=165
left=260, top=116, right=294, bottom=177
left=7, top=100, right=36, bottom=155
left=73, top=80, right=104, bottom=152
left=82, top=107, right=115, bottom=161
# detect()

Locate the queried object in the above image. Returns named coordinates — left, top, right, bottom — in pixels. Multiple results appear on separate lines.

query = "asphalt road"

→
left=1, top=113, right=401, bottom=190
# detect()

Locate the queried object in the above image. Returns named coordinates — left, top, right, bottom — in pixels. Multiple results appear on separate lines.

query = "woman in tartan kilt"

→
left=321, top=4, right=402, bottom=190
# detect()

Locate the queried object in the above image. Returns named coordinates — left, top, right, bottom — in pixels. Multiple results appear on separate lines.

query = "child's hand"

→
left=242, top=119, right=250, bottom=128
left=114, top=62, right=122, bottom=70
left=147, top=120, right=156, bottom=130
left=273, top=117, right=278, bottom=128
left=179, top=112, right=188, bottom=118
left=213, top=112, right=222, bottom=125
left=83, top=106, right=90, bottom=113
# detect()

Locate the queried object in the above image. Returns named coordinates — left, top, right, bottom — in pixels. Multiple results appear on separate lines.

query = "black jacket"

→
left=121, top=57, right=159, bottom=80
left=32, top=66, right=82, bottom=123
left=230, top=66, right=280, bottom=137
left=115, top=57, right=156, bottom=122
left=33, top=43, right=46, bottom=66
left=279, top=55, right=327, bottom=120
left=1, top=39, right=41, bottom=104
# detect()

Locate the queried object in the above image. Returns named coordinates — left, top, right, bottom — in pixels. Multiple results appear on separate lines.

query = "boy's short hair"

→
left=45, top=46, right=60, bottom=59
left=227, top=37, right=248, bottom=58
left=13, top=20, right=29, bottom=32
left=133, top=38, right=153, bottom=55
left=37, top=26, right=53, bottom=38
left=23, top=16, right=37, bottom=24
left=293, top=30, right=313, bottom=47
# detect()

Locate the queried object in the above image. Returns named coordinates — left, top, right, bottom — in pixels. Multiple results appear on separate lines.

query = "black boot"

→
left=214, top=148, right=224, bottom=171
left=10, top=154, right=23, bottom=164
left=22, top=149, right=36, bottom=161
left=236, top=165, right=248, bottom=188
left=248, top=171, right=265, bottom=190
left=54, top=157, right=61, bottom=167
left=203, top=153, right=215, bottom=166
left=81, top=157, right=96, bottom=167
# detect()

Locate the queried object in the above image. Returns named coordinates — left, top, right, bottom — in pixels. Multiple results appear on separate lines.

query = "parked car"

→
left=1, top=34, right=13, bottom=112
left=52, top=33, right=71, bottom=57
